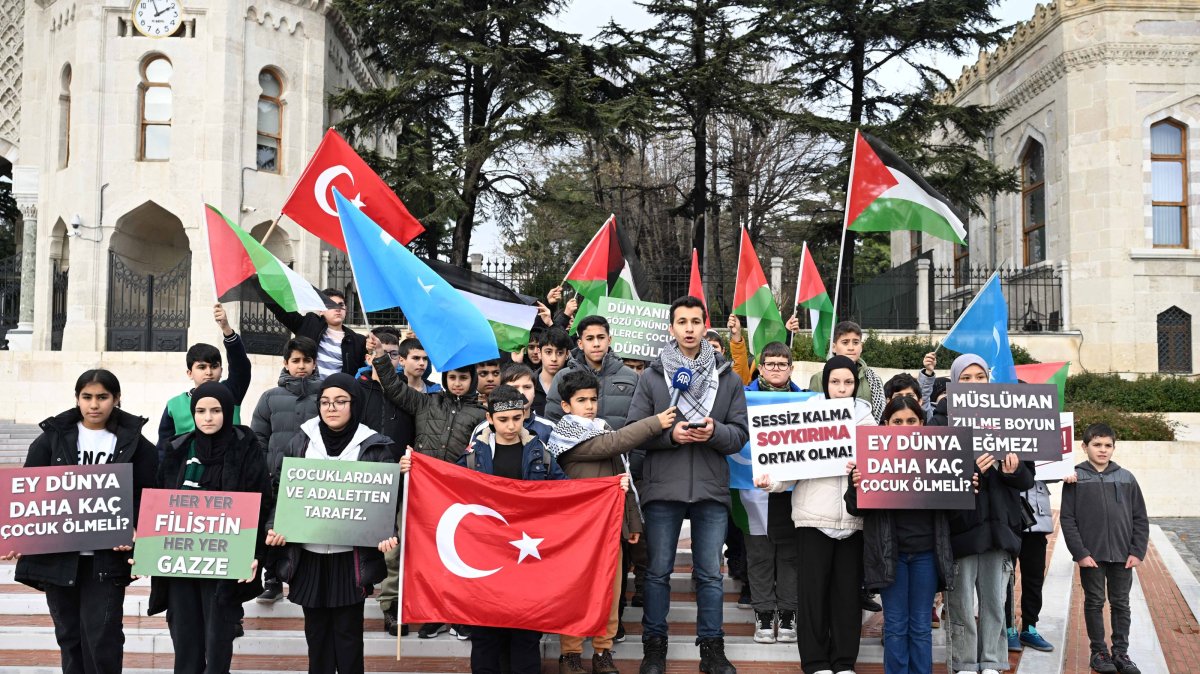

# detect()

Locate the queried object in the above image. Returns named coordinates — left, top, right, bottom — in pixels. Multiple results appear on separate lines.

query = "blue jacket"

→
left=458, top=427, right=567, bottom=481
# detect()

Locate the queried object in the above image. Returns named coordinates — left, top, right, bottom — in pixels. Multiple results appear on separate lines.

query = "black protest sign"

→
left=856, top=426, right=975, bottom=510
left=946, top=383, right=1061, bottom=460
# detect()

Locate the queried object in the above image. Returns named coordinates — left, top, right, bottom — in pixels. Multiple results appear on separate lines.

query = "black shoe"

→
left=1090, top=651, right=1119, bottom=674
left=737, top=585, right=752, bottom=609
left=417, top=622, right=448, bottom=639
left=1112, top=652, right=1141, bottom=674
left=256, top=582, right=283, bottom=604
left=449, top=624, right=471, bottom=640
left=639, top=635, right=668, bottom=674
left=697, top=636, right=736, bottom=674
left=383, top=607, right=399, bottom=636
left=631, top=592, right=644, bottom=607
left=860, top=589, right=882, bottom=612
left=615, top=622, right=626, bottom=643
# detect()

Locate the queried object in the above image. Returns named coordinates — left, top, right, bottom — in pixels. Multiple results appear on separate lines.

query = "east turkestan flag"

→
left=204, top=204, right=334, bottom=313
left=845, top=130, right=968, bottom=245
left=795, top=242, right=834, bottom=359
left=733, top=228, right=788, bottom=357
left=564, top=215, right=648, bottom=324
left=941, top=272, right=1017, bottom=384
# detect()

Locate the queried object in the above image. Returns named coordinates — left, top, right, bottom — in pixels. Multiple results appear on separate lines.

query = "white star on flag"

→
left=509, top=532, right=544, bottom=564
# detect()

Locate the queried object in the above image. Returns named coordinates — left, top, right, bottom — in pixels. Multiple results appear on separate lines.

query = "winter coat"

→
left=357, top=374, right=415, bottom=460
left=15, top=408, right=158, bottom=591
left=372, top=354, right=485, bottom=463
left=148, top=426, right=273, bottom=615
left=459, top=427, right=567, bottom=481
left=544, top=349, right=639, bottom=429
left=556, top=415, right=661, bottom=537
left=250, top=369, right=321, bottom=465
left=1061, top=461, right=1149, bottom=564
left=267, top=420, right=396, bottom=590
left=626, top=353, right=749, bottom=508
left=263, top=300, right=367, bottom=376
left=1022, top=480, right=1054, bottom=534
left=947, top=462, right=1035, bottom=558
left=156, top=332, right=253, bottom=456
left=845, top=485, right=957, bottom=592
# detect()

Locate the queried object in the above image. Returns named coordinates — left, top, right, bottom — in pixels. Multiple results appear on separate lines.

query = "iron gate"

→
left=106, top=250, right=191, bottom=352
left=51, top=261, right=68, bottom=351
left=0, top=254, right=19, bottom=346
left=240, top=298, right=290, bottom=356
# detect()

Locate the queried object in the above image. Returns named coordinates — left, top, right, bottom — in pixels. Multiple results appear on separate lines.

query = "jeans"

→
left=1005, top=532, right=1048, bottom=629
left=43, top=555, right=126, bottom=674
left=746, top=533, right=798, bottom=612
left=471, top=626, right=542, bottom=674
left=880, top=551, right=938, bottom=674
left=1080, top=563, right=1133, bottom=655
left=946, top=549, right=1011, bottom=672
left=165, top=578, right=243, bottom=674
left=642, top=499, right=728, bottom=640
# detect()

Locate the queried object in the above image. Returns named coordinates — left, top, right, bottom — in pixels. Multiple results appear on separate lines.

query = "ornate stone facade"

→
left=0, top=0, right=21, bottom=160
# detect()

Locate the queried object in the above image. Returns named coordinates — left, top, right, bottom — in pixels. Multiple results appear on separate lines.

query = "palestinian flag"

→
left=564, top=216, right=648, bottom=324
left=796, top=242, right=834, bottom=359
left=688, top=248, right=710, bottom=328
left=733, top=228, right=787, bottom=356
left=845, top=130, right=968, bottom=245
left=204, top=205, right=334, bottom=313
left=1014, top=361, right=1071, bottom=411
left=460, top=291, right=539, bottom=353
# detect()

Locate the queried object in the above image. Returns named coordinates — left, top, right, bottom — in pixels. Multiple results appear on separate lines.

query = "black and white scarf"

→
left=863, top=362, right=886, bottom=422
left=547, top=414, right=610, bottom=458
left=659, top=339, right=718, bottom=422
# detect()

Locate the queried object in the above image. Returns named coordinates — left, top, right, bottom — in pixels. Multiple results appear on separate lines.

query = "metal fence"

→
left=931, top=264, right=1063, bottom=332
left=846, top=254, right=925, bottom=330
left=325, top=256, right=407, bottom=327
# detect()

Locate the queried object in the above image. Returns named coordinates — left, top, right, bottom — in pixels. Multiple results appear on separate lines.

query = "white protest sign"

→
left=748, top=397, right=856, bottom=482
left=1035, top=412, right=1075, bottom=481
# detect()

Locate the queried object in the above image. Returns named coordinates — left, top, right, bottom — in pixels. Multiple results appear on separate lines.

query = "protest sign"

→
left=856, top=427, right=975, bottom=509
left=0, top=464, right=133, bottom=555
left=946, top=383, right=1061, bottom=460
left=748, top=397, right=855, bottom=482
left=1035, top=412, right=1076, bottom=481
left=132, top=489, right=260, bottom=580
left=598, top=297, right=671, bottom=360
left=729, top=390, right=819, bottom=489
left=273, top=458, right=401, bottom=547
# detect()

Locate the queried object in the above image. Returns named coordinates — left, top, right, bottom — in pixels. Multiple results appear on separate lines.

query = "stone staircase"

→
left=0, top=420, right=39, bottom=465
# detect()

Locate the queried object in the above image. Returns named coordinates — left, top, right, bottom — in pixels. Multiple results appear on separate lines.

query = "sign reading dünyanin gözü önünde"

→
left=856, top=426, right=976, bottom=510
left=597, top=297, right=671, bottom=360
left=0, top=464, right=134, bottom=555
left=946, top=383, right=1062, bottom=460
left=273, top=458, right=401, bottom=547
left=749, top=398, right=856, bottom=482
left=131, top=489, right=261, bottom=580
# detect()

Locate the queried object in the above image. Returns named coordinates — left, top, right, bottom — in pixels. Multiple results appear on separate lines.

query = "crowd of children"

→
left=1, top=288, right=1149, bottom=674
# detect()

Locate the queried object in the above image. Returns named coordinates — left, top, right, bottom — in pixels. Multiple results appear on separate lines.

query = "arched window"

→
left=256, top=69, right=282, bottom=173
left=1151, top=119, right=1189, bottom=247
left=58, top=64, right=71, bottom=169
left=139, top=56, right=173, bottom=161
left=1021, top=141, right=1046, bottom=266
left=1158, top=306, right=1192, bottom=373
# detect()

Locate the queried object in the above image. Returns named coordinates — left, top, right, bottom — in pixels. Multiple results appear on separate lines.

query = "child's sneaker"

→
left=1112, top=653, right=1141, bottom=674
left=753, top=610, right=776, bottom=643
left=1007, top=627, right=1023, bottom=652
left=1090, top=651, right=1119, bottom=674
left=737, top=585, right=752, bottom=609
left=614, top=622, right=626, bottom=643
left=777, top=610, right=797, bottom=643
left=1020, top=626, right=1054, bottom=652
left=417, top=622, right=448, bottom=639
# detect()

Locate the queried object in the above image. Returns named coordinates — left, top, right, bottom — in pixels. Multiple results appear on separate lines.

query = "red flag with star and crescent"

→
left=281, top=128, right=424, bottom=251
left=402, top=452, right=624, bottom=635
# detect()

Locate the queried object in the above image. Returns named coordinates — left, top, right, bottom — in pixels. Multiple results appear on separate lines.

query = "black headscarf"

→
left=821, top=355, right=860, bottom=400
left=190, top=382, right=235, bottom=488
left=319, top=373, right=362, bottom=457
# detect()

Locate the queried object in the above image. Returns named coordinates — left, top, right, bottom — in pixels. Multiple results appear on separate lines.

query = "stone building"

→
left=0, top=0, right=387, bottom=353
left=893, top=0, right=1200, bottom=375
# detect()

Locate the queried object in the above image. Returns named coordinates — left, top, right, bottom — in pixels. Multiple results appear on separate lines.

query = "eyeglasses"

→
left=383, top=350, right=401, bottom=359
left=892, top=392, right=918, bottom=400
left=760, top=362, right=790, bottom=371
left=319, top=398, right=351, bottom=410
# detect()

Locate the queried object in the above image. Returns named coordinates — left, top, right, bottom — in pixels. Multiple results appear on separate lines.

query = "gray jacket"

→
left=627, top=353, right=748, bottom=508
left=544, top=349, right=639, bottom=429
left=250, top=369, right=322, bottom=467
left=1022, top=480, right=1054, bottom=534
left=1060, top=461, right=1149, bottom=564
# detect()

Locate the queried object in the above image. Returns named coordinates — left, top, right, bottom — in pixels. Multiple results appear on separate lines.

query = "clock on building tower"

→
left=132, top=0, right=183, bottom=38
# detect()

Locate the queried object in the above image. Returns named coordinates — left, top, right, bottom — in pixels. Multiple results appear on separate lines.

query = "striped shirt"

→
left=317, top=328, right=345, bottom=378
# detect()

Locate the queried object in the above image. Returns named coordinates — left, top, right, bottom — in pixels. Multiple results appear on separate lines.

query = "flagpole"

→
left=201, top=199, right=220, bottom=304
left=395, top=456, right=411, bottom=660
left=828, top=131, right=861, bottom=357
left=560, top=213, right=616, bottom=289
left=333, top=191, right=375, bottom=333
left=258, top=213, right=284, bottom=245
left=788, top=242, right=807, bottom=349
left=938, top=269, right=1002, bottom=355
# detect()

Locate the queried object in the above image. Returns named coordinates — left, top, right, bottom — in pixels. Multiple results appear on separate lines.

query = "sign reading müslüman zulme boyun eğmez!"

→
left=132, top=489, right=261, bottom=580
left=856, top=426, right=975, bottom=510
left=946, top=383, right=1061, bottom=461
left=273, top=458, right=401, bottom=547
left=748, top=397, right=856, bottom=482
left=0, top=464, right=134, bottom=555
left=598, top=297, right=672, bottom=360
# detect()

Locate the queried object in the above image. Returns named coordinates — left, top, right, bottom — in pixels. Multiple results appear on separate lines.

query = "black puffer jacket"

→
left=15, top=408, right=157, bottom=591
left=372, top=354, right=484, bottom=463
left=357, top=374, right=415, bottom=460
left=845, top=486, right=957, bottom=592
left=148, top=426, right=273, bottom=615
left=250, top=369, right=321, bottom=464
left=543, top=349, right=639, bottom=429
left=263, top=301, right=367, bottom=376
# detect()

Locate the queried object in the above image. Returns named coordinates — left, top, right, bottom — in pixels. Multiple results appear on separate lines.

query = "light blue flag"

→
left=334, top=189, right=500, bottom=372
left=941, top=272, right=1017, bottom=384
left=728, top=390, right=820, bottom=490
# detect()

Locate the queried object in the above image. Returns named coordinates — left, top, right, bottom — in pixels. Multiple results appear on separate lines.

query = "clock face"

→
left=132, top=0, right=183, bottom=38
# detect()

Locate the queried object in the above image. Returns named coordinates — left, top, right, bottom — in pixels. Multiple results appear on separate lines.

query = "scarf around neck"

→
left=659, top=338, right=717, bottom=421
left=185, top=382, right=235, bottom=489
left=547, top=414, right=610, bottom=458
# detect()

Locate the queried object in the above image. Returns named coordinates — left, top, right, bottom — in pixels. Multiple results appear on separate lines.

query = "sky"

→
left=467, top=0, right=1043, bottom=257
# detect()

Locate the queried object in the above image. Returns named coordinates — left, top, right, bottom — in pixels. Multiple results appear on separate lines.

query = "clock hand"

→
left=148, top=0, right=161, bottom=14
left=155, top=4, right=174, bottom=17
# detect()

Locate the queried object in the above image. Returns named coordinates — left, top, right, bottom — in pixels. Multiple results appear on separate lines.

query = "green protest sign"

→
left=598, top=297, right=672, bottom=360
left=132, top=489, right=260, bottom=580
left=273, top=458, right=401, bottom=547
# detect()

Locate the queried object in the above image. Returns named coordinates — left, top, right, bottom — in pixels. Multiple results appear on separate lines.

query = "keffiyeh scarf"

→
left=659, top=339, right=718, bottom=422
left=547, top=414, right=610, bottom=458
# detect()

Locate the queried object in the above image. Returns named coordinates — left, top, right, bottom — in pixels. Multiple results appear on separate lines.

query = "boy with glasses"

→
left=265, top=288, right=367, bottom=377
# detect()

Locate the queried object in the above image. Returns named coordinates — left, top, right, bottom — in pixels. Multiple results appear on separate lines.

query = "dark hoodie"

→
left=372, top=354, right=485, bottom=463
left=1060, top=460, right=1149, bottom=564
left=250, top=368, right=322, bottom=468
left=357, top=370, right=415, bottom=460
left=543, top=348, right=639, bottom=428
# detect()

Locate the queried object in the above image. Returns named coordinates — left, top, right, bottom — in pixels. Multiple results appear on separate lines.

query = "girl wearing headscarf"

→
left=265, top=373, right=396, bottom=674
left=149, top=382, right=272, bottom=674
left=931, top=354, right=1033, bottom=674
left=755, top=356, right=873, bottom=674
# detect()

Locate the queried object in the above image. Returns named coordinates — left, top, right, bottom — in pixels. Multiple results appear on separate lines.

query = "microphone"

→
left=669, top=366, right=693, bottom=408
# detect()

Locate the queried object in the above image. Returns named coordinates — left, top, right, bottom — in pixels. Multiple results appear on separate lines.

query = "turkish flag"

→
left=281, top=129, right=424, bottom=250
left=402, top=452, right=624, bottom=635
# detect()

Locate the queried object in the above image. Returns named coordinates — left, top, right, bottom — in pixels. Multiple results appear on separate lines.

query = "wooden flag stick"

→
left=258, top=214, right=284, bottom=245
left=395, top=458, right=411, bottom=660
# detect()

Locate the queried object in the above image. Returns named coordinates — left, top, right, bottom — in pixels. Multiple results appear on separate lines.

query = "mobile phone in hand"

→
left=685, top=421, right=707, bottom=429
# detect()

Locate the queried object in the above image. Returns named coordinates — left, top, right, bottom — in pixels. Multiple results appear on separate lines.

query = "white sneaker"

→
left=776, top=610, right=797, bottom=643
left=753, top=610, right=776, bottom=644
left=812, top=670, right=833, bottom=674
left=982, top=670, right=1001, bottom=674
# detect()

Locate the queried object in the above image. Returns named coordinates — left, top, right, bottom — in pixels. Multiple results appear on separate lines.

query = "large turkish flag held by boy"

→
left=402, top=452, right=624, bottom=635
